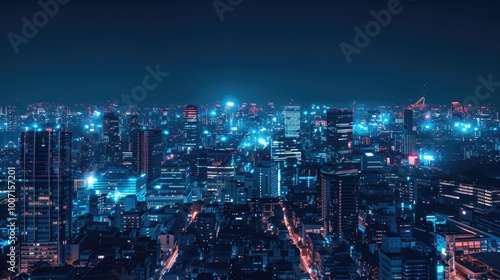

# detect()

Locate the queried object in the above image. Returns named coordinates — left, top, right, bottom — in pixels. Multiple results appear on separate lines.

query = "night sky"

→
left=1, top=0, right=499, bottom=106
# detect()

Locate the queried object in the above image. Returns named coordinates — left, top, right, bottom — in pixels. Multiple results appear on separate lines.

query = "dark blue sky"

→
left=1, top=0, right=499, bottom=106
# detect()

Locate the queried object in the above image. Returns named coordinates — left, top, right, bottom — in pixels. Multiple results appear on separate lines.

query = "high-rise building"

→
left=88, top=168, right=147, bottom=202
left=194, top=213, right=217, bottom=253
left=132, top=129, right=163, bottom=184
left=183, top=105, right=200, bottom=149
left=19, top=127, right=72, bottom=273
left=7, top=105, right=17, bottom=133
left=327, top=109, right=353, bottom=162
left=378, top=235, right=404, bottom=280
left=402, top=109, right=415, bottom=155
left=284, top=106, right=301, bottom=138
left=401, top=134, right=416, bottom=155
left=403, top=109, right=414, bottom=133
left=147, top=164, right=192, bottom=208
left=378, top=235, right=430, bottom=280
left=103, top=112, right=121, bottom=164
left=320, top=163, right=359, bottom=241
left=254, top=160, right=280, bottom=198
left=439, top=179, right=500, bottom=214
left=121, top=114, right=141, bottom=167
left=270, top=137, right=302, bottom=165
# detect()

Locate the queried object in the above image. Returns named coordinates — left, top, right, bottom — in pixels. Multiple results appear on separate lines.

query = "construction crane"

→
left=409, top=96, right=426, bottom=109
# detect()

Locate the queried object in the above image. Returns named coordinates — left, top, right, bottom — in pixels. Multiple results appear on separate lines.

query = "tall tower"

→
left=403, top=109, right=413, bottom=133
left=402, top=109, right=415, bottom=155
left=183, top=105, right=200, bottom=149
left=19, top=126, right=72, bottom=273
left=320, top=163, right=359, bottom=241
left=7, top=105, right=17, bottom=132
left=327, top=109, right=353, bottom=162
left=133, top=129, right=163, bottom=184
left=103, top=112, right=121, bottom=164
left=284, top=106, right=301, bottom=138
left=253, top=160, right=279, bottom=198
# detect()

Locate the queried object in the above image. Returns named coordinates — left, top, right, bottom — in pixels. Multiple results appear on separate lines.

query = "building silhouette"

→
left=19, top=127, right=72, bottom=273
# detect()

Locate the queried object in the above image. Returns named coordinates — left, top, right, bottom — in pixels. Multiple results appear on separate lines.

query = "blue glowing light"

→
left=113, top=191, right=121, bottom=202
left=163, top=130, right=169, bottom=135
left=437, top=265, right=444, bottom=274
left=221, top=136, right=227, bottom=141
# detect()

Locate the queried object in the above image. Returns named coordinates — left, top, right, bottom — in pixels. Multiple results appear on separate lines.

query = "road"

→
left=281, top=203, right=319, bottom=280
left=157, top=210, right=198, bottom=279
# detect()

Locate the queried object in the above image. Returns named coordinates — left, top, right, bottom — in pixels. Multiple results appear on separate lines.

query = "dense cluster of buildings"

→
left=0, top=100, right=499, bottom=279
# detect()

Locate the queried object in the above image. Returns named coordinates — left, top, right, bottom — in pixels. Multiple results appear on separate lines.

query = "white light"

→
left=423, top=155, right=434, bottom=161
left=226, top=101, right=235, bottom=107
left=258, top=138, right=267, bottom=146
left=87, top=177, right=97, bottom=187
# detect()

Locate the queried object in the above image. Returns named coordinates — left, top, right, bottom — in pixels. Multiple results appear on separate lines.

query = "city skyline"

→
left=2, top=1, right=500, bottom=279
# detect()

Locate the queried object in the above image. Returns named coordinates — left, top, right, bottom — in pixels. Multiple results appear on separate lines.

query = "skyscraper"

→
left=402, top=109, right=415, bottom=155
left=327, top=109, right=353, bottom=162
left=284, top=105, right=301, bottom=138
left=183, top=105, right=200, bottom=149
left=19, top=126, right=72, bottom=273
left=271, top=137, right=302, bottom=165
left=403, top=109, right=414, bottom=133
left=254, top=160, right=280, bottom=198
left=103, top=112, right=121, bottom=164
left=132, top=129, right=163, bottom=184
left=320, top=163, right=359, bottom=242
